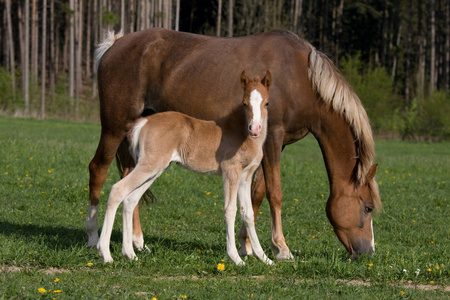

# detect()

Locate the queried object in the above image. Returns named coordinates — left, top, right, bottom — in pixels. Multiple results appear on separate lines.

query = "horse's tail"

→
left=306, top=43, right=375, bottom=187
left=115, top=118, right=156, bottom=203
left=95, top=31, right=124, bottom=72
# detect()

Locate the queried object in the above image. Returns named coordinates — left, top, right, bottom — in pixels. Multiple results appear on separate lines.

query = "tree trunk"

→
left=69, top=0, right=75, bottom=98
left=24, top=0, right=30, bottom=116
left=50, top=0, right=55, bottom=102
left=404, top=0, right=412, bottom=103
left=227, top=0, right=233, bottom=37
left=75, top=0, right=83, bottom=100
left=416, top=0, right=425, bottom=100
left=335, top=0, right=344, bottom=64
left=121, top=0, right=125, bottom=32
left=31, top=0, right=38, bottom=86
left=41, top=0, right=47, bottom=120
left=217, top=0, right=222, bottom=36
left=175, top=0, right=180, bottom=31
left=86, top=0, right=91, bottom=79
left=92, top=0, right=98, bottom=99
left=446, top=0, right=450, bottom=90
left=5, top=0, right=16, bottom=102
left=429, top=0, right=436, bottom=96
left=293, top=0, right=303, bottom=33
left=129, top=0, right=135, bottom=33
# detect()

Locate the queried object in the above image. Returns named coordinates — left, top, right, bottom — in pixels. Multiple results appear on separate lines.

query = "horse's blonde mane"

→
left=95, top=31, right=124, bottom=72
left=306, top=43, right=375, bottom=187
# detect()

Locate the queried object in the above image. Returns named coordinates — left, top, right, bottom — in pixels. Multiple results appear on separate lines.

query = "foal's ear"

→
left=262, top=70, right=272, bottom=90
left=241, top=71, right=250, bottom=89
left=366, top=163, right=378, bottom=182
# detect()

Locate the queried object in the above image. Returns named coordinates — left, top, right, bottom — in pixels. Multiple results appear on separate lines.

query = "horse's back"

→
left=97, top=28, right=314, bottom=135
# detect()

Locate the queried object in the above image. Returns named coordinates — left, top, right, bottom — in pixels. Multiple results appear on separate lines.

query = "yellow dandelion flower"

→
left=400, top=291, right=405, bottom=295
left=87, top=262, right=93, bottom=267
left=180, top=295, right=187, bottom=299
left=366, top=263, right=373, bottom=267
left=54, top=278, right=60, bottom=283
left=428, top=268, right=432, bottom=272
left=151, top=298, right=157, bottom=300
left=196, top=249, right=202, bottom=254
left=217, top=263, right=225, bottom=272
left=430, top=281, right=434, bottom=284
left=53, top=290, right=62, bottom=294
left=38, top=288, right=47, bottom=294
left=197, top=211, right=201, bottom=214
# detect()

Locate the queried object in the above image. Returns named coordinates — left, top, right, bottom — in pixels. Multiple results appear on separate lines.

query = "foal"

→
left=97, top=71, right=273, bottom=266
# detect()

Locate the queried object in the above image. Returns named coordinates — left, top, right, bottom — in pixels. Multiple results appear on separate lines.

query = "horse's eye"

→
left=242, top=102, right=247, bottom=106
left=265, top=102, right=269, bottom=106
left=365, top=207, right=373, bottom=214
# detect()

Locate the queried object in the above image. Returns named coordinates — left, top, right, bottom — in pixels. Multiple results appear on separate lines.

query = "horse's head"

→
left=240, top=71, right=271, bottom=139
left=326, top=164, right=381, bottom=259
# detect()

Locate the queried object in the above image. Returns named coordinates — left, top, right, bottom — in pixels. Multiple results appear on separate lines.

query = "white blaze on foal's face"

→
left=248, top=89, right=263, bottom=138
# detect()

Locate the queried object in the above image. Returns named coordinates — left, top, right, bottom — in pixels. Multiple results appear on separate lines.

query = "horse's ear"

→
left=366, top=164, right=378, bottom=182
left=241, top=71, right=250, bottom=89
left=262, top=70, right=272, bottom=90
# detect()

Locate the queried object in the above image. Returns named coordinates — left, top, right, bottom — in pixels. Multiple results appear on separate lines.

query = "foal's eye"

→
left=265, top=102, right=269, bottom=106
left=242, top=102, right=247, bottom=106
left=364, top=207, right=373, bottom=214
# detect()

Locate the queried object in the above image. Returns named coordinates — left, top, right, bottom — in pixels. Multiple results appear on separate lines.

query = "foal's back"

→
left=130, top=111, right=239, bottom=175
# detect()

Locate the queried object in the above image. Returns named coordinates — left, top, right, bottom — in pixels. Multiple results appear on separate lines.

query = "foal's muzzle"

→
left=249, top=123, right=262, bottom=138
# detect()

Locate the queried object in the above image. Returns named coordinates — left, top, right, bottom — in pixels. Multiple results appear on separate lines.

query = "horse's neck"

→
left=312, top=108, right=357, bottom=192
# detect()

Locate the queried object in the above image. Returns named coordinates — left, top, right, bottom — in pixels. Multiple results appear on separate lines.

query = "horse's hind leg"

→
left=86, top=131, right=125, bottom=248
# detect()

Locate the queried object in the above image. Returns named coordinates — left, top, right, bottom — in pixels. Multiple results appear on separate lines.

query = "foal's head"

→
left=240, top=71, right=271, bottom=138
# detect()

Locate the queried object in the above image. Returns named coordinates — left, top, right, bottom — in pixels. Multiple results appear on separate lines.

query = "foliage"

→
left=0, top=67, right=16, bottom=108
left=340, top=54, right=402, bottom=133
left=340, top=55, right=450, bottom=140
left=0, top=118, right=449, bottom=298
left=393, top=92, right=450, bottom=141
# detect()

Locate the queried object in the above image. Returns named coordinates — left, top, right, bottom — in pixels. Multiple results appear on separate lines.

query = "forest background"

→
left=0, top=0, right=449, bottom=140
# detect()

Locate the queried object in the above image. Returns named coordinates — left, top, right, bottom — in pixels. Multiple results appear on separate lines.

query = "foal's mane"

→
left=306, top=43, right=375, bottom=188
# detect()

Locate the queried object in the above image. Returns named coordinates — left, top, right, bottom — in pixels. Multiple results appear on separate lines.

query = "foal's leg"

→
left=222, top=169, right=244, bottom=266
left=238, top=169, right=273, bottom=265
left=116, top=140, right=148, bottom=252
left=238, top=165, right=265, bottom=257
left=121, top=167, right=165, bottom=260
left=86, top=132, right=125, bottom=248
left=97, top=163, right=163, bottom=263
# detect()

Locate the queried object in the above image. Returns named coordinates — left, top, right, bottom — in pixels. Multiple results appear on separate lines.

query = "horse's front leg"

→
left=263, top=139, right=294, bottom=261
left=238, top=168, right=273, bottom=265
left=238, top=165, right=265, bottom=257
left=222, top=169, right=244, bottom=266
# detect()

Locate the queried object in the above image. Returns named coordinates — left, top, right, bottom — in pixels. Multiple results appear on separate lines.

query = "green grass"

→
left=0, top=117, right=449, bottom=299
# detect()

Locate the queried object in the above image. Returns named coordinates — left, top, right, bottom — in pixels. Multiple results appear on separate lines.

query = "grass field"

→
left=0, top=117, right=449, bottom=299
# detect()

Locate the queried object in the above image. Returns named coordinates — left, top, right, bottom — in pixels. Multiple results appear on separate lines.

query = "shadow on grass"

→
left=0, top=221, right=224, bottom=254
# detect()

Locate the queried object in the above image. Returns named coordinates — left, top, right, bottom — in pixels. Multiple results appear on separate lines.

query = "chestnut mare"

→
left=97, top=71, right=273, bottom=266
left=87, top=29, right=381, bottom=261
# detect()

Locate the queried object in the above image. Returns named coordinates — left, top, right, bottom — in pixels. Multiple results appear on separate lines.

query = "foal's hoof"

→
left=235, top=260, right=246, bottom=267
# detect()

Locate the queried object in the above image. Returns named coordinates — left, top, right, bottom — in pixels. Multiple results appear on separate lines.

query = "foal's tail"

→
left=115, top=118, right=156, bottom=203
left=95, top=31, right=124, bottom=72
